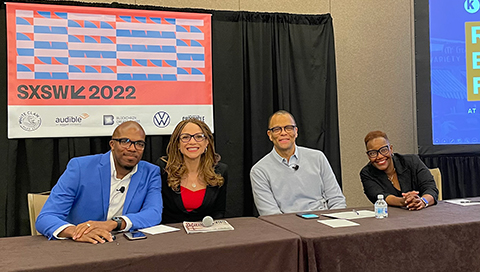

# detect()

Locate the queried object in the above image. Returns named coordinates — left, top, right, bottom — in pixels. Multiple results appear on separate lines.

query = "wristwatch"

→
left=421, top=197, right=429, bottom=208
left=112, top=216, right=122, bottom=231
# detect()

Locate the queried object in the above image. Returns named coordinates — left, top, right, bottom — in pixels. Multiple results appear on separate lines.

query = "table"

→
left=259, top=201, right=480, bottom=272
left=0, top=217, right=302, bottom=272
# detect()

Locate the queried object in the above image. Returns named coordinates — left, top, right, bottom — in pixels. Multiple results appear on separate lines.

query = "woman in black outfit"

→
left=360, top=130, right=438, bottom=210
left=156, top=118, right=227, bottom=223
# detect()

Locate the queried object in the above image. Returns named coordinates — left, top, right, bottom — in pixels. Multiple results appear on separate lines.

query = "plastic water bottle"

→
left=375, top=194, right=388, bottom=219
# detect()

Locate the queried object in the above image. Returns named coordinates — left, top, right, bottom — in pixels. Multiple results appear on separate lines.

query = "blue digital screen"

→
left=299, top=213, right=319, bottom=219
left=430, top=0, right=480, bottom=145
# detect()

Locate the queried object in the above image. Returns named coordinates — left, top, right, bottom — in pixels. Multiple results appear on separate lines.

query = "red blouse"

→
left=180, top=186, right=206, bottom=212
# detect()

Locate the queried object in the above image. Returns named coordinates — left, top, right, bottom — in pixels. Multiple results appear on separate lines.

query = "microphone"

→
left=116, top=186, right=125, bottom=193
left=202, top=216, right=214, bottom=227
left=292, top=165, right=299, bottom=171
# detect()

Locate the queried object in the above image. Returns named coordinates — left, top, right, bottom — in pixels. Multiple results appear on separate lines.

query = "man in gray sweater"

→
left=250, top=110, right=346, bottom=216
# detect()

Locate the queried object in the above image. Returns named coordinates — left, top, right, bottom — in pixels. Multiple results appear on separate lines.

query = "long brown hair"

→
left=164, top=118, right=224, bottom=191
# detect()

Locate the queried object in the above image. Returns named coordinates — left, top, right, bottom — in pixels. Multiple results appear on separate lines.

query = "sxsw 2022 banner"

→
left=7, top=2, right=212, bottom=138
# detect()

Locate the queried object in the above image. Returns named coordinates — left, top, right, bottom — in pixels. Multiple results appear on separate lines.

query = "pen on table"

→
left=352, top=209, right=359, bottom=215
left=460, top=200, right=480, bottom=203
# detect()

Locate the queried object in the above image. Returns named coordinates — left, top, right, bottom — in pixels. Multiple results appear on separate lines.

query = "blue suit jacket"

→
left=36, top=151, right=162, bottom=240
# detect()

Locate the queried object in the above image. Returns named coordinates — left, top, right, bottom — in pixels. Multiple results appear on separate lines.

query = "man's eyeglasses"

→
left=111, top=138, right=146, bottom=150
left=179, top=133, right=206, bottom=143
left=366, top=145, right=390, bottom=158
left=268, top=125, right=296, bottom=134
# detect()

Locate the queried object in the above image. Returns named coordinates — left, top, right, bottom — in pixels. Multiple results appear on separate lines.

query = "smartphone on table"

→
left=296, top=213, right=319, bottom=219
left=124, top=231, right=147, bottom=240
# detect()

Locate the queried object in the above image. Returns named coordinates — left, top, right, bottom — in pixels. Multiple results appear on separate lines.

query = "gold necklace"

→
left=387, top=169, right=396, bottom=182
left=184, top=174, right=201, bottom=188
left=182, top=176, right=197, bottom=188
left=188, top=178, right=197, bottom=188
left=388, top=174, right=394, bottom=181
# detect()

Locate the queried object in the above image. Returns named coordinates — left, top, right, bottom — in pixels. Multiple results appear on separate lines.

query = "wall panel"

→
left=240, top=0, right=329, bottom=14
left=138, top=0, right=239, bottom=10
left=332, top=0, right=415, bottom=207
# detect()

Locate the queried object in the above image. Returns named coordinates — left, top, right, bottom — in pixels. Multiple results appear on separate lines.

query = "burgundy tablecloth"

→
left=0, top=217, right=303, bottom=272
left=260, top=201, right=480, bottom=272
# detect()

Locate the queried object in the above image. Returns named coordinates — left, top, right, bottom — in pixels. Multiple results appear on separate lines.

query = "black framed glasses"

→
left=366, top=145, right=390, bottom=158
left=111, top=138, right=146, bottom=150
left=268, top=125, right=296, bottom=134
left=179, top=133, right=206, bottom=143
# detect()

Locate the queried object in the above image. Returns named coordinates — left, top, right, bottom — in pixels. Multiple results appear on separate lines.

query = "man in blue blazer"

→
left=36, top=121, right=162, bottom=243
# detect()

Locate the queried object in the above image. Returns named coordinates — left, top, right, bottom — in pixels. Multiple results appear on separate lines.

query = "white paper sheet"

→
left=445, top=199, right=480, bottom=206
left=139, top=224, right=181, bottom=235
left=317, top=219, right=360, bottom=228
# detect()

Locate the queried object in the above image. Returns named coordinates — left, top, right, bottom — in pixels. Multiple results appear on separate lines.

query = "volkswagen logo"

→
left=153, top=111, right=170, bottom=128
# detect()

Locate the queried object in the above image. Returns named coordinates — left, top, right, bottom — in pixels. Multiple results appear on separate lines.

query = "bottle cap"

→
left=377, top=194, right=384, bottom=200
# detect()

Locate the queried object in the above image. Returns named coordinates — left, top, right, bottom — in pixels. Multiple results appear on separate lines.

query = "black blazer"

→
left=155, top=158, right=228, bottom=224
left=360, top=153, right=439, bottom=204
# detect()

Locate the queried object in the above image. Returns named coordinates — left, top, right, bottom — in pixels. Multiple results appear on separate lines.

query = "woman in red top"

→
left=156, top=118, right=227, bottom=223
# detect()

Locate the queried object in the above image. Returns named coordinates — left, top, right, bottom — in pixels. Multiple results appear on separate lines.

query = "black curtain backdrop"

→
left=0, top=1, right=341, bottom=237
left=420, top=154, right=480, bottom=200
